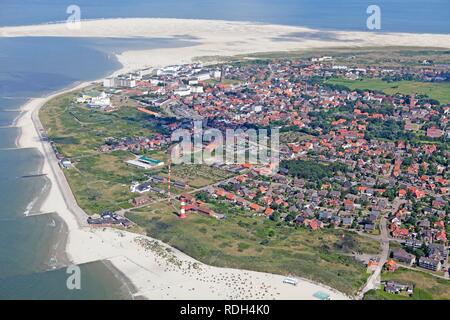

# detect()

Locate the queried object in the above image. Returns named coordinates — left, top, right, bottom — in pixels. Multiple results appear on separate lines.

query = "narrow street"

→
left=357, top=216, right=389, bottom=299
left=356, top=197, right=406, bottom=299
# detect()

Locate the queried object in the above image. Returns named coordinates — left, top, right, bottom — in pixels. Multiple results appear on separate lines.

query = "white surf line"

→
left=25, top=211, right=56, bottom=217
left=1, top=96, right=43, bottom=99
left=0, top=147, right=24, bottom=151
left=43, top=257, right=116, bottom=273
left=22, top=192, right=42, bottom=216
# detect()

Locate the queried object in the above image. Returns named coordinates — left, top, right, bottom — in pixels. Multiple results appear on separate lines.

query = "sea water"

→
left=0, top=36, right=193, bottom=299
left=0, top=0, right=449, bottom=34
left=0, top=0, right=448, bottom=299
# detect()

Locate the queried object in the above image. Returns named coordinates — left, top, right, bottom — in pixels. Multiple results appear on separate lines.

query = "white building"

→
left=253, top=105, right=263, bottom=113
left=174, top=86, right=192, bottom=96
left=312, top=56, right=333, bottom=62
left=89, top=92, right=111, bottom=108
left=213, top=70, right=222, bottom=80
left=332, top=65, right=348, bottom=70
left=191, top=86, right=204, bottom=94
left=116, top=78, right=136, bottom=88
left=103, top=77, right=136, bottom=88
left=103, top=78, right=116, bottom=87
left=195, top=71, right=211, bottom=81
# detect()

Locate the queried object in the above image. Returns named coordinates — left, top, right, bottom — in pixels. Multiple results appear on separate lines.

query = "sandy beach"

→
left=10, top=17, right=450, bottom=300
left=2, top=18, right=450, bottom=74
left=14, top=84, right=349, bottom=299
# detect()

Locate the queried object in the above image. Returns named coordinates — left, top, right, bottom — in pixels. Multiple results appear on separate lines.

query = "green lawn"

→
left=40, top=84, right=382, bottom=298
left=127, top=202, right=380, bottom=296
left=326, top=78, right=450, bottom=104
left=364, top=268, right=450, bottom=300
left=39, top=90, right=163, bottom=214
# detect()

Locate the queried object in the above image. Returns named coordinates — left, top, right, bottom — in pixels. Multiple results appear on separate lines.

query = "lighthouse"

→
left=179, top=199, right=187, bottom=219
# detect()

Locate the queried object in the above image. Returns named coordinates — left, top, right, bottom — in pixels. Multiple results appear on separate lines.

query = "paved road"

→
left=356, top=216, right=389, bottom=299
left=356, top=198, right=407, bottom=299
left=119, top=174, right=240, bottom=215
left=30, top=90, right=91, bottom=228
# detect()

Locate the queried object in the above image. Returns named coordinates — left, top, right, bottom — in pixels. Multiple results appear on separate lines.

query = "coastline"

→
left=13, top=17, right=450, bottom=299
left=11, top=39, right=355, bottom=301
left=2, top=18, right=450, bottom=74
left=13, top=78, right=351, bottom=299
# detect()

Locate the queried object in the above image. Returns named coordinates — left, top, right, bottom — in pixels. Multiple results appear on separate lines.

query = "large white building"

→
left=89, top=92, right=111, bottom=108
left=103, top=77, right=137, bottom=88
left=174, top=86, right=192, bottom=96
left=191, top=86, right=204, bottom=94
left=194, top=71, right=211, bottom=81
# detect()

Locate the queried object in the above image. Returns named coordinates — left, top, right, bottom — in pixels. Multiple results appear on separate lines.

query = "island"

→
left=34, top=47, right=449, bottom=299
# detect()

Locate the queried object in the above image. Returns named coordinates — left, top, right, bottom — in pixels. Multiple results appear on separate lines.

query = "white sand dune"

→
left=10, top=17, right=449, bottom=300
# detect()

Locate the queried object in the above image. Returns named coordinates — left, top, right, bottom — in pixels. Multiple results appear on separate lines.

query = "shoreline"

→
left=12, top=38, right=355, bottom=300
left=4, top=17, right=450, bottom=36
left=12, top=17, right=450, bottom=300
left=13, top=17, right=450, bottom=299
left=2, top=18, right=449, bottom=75
left=3, top=17, right=450, bottom=37
left=14, top=76, right=351, bottom=299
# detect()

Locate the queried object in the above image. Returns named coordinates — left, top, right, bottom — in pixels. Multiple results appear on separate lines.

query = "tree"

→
left=270, top=211, right=281, bottom=222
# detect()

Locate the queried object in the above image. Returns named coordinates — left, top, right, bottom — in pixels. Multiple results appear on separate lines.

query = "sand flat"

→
left=11, top=17, right=450, bottom=299
left=2, top=18, right=450, bottom=74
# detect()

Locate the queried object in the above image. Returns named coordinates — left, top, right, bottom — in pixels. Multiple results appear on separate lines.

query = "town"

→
left=42, top=49, right=449, bottom=298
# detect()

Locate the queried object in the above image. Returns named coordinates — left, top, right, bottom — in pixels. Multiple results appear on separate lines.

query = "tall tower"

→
left=179, top=199, right=187, bottom=219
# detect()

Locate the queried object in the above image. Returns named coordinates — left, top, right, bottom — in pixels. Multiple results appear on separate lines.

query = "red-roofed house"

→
left=427, top=127, right=444, bottom=138
left=264, top=207, right=274, bottom=217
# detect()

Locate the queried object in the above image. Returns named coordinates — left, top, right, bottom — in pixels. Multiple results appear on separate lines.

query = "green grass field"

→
left=40, top=89, right=382, bottom=296
left=39, top=90, right=163, bottom=214
left=127, top=201, right=380, bottom=296
left=364, top=268, right=450, bottom=300
left=325, top=78, right=450, bottom=104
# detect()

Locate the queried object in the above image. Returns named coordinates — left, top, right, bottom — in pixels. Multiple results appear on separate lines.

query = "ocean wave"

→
left=23, top=196, right=39, bottom=216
